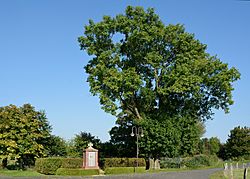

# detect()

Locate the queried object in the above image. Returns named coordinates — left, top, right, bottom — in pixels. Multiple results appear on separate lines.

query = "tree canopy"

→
left=67, top=131, right=101, bottom=157
left=224, top=126, right=250, bottom=160
left=0, top=104, right=51, bottom=168
left=79, top=6, right=240, bottom=158
left=79, top=6, right=240, bottom=123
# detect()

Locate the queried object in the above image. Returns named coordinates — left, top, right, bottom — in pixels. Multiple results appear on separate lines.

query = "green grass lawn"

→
left=210, top=169, right=247, bottom=179
left=0, top=169, right=44, bottom=177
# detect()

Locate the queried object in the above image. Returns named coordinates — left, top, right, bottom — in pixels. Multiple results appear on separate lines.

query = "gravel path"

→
left=0, top=168, right=222, bottom=179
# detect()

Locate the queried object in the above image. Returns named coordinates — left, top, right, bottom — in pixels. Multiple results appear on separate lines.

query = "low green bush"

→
left=102, top=158, right=146, bottom=169
left=160, top=155, right=219, bottom=169
left=61, top=158, right=83, bottom=168
left=183, top=155, right=219, bottom=168
left=35, top=158, right=83, bottom=175
left=35, top=158, right=62, bottom=175
left=104, top=167, right=146, bottom=175
left=160, top=157, right=182, bottom=168
left=56, top=168, right=99, bottom=176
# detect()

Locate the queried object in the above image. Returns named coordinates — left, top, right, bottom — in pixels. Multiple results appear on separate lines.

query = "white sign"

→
left=88, top=152, right=96, bottom=167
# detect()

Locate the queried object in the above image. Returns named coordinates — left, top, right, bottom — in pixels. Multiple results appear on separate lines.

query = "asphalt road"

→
left=0, top=168, right=222, bottom=179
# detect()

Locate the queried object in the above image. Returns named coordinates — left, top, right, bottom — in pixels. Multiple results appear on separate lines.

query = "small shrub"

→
left=183, top=155, right=219, bottom=168
left=160, top=155, right=219, bottom=169
left=160, top=157, right=182, bottom=168
left=104, top=167, right=146, bottom=175
left=102, top=158, right=146, bottom=169
left=56, top=168, right=99, bottom=176
left=35, top=158, right=62, bottom=175
left=61, top=158, right=83, bottom=168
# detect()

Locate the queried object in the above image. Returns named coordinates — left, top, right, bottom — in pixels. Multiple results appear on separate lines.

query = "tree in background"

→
left=79, top=6, right=240, bottom=158
left=0, top=104, right=51, bottom=168
left=43, top=135, right=67, bottom=157
left=224, top=126, right=250, bottom=160
left=67, top=131, right=101, bottom=157
left=198, top=137, right=221, bottom=155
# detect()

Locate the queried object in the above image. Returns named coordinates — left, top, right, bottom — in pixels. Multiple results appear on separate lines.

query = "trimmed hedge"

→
left=104, top=167, right=146, bottom=175
left=101, top=158, right=146, bottom=169
left=160, top=155, right=219, bottom=169
left=35, top=158, right=62, bottom=175
left=56, top=168, right=99, bottom=176
left=35, top=158, right=83, bottom=175
left=61, top=158, right=83, bottom=168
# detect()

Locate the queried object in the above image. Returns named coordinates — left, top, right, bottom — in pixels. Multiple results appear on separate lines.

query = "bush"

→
left=35, top=158, right=62, bottom=175
left=61, top=158, right=83, bottom=168
left=35, top=158, right=83, bottom=175
left=183, top=155, right=219, bottom=168
left=160, top=155, right=219, bottom=169
left=160, top=157, right=182, bottom=168
left=102, top=158, right=146, bottom=169
left=104, top=167, right=146, bottom=175
left=56, top=168, right=99, bottom=176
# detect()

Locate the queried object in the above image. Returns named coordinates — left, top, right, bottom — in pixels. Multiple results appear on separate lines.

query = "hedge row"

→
left=35, top=157, right=146, bottom=175
left=160, top=155, right=219, bottom=169
left=56, top=168, right=99, bottom=176
left=101, top=158, right=146, bottom=169
left=104, top=167, right=146, bottom=175
left=35, top=158, right=83, bottom=175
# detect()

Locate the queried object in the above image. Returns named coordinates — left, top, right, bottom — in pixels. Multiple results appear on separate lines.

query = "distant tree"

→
left=43, top=135, right=67, bottom=157
left=79, top=6, right=240, bottom=157
left=67, top=132, right=101, bottom=157
left=224, top=126, right=250, bottom=160
left=198, top=137, right=221, bottom=155
left=0, top=104, right=51, bottom=168
left=209, top=137, right=221, bottom=155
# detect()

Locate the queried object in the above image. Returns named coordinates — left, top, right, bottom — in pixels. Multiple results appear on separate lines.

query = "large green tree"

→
left=0, top=104, right=51, bottom=168
left=224, top=126, right=250, bottom=160
left=79, top=6, right=240, bottom=157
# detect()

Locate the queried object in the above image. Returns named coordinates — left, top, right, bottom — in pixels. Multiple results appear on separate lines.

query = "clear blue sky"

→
left=1, top=0, right=249, bottom=142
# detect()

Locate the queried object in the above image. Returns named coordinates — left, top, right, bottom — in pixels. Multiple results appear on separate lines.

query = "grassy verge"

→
left=0, top=169, right=44, bottom=177
left=210, top=169, right=246, bottom=179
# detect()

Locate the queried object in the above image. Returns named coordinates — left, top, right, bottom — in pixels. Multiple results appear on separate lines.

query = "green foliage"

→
left=79, top=5, right=240, bottom=122
left=198, top=137, right=221, bottom=155
left=35, top=158, right=62, bottom=175
left=44, top=135, right=67, bottom=157
left=209, top=137, right=221, bottom=155
left=224, top=126, right=250, bottom=160
left=67, top=131, right=101, bottom=157
left=35, top=157, right=83, bottom=175
left=140, top=117, right=204, bottom=158
left=101, top=158, right=146, bottom=169
left=56, top=168, right=99, bottom=176
left=109, top=117, right=204, bottom=158
left=79, top=6, right=240, bottom=158
left=160, top=157, right=182, bottom=168
left=104, top=167, right=146, bottom=175
left=61, top=158, right=83, bottom=169
left=0, top=104, right=51, bottom=168
left=183, top=155, right=218, bottom=168
left=160, top=155, right=219, bottom=169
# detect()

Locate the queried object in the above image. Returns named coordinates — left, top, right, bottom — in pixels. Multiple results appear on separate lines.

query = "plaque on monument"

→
left=83, top=143, right=99, bottom=169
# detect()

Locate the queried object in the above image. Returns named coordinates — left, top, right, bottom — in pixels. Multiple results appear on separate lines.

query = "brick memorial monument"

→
left=83, top=142, right=99, bottom=169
